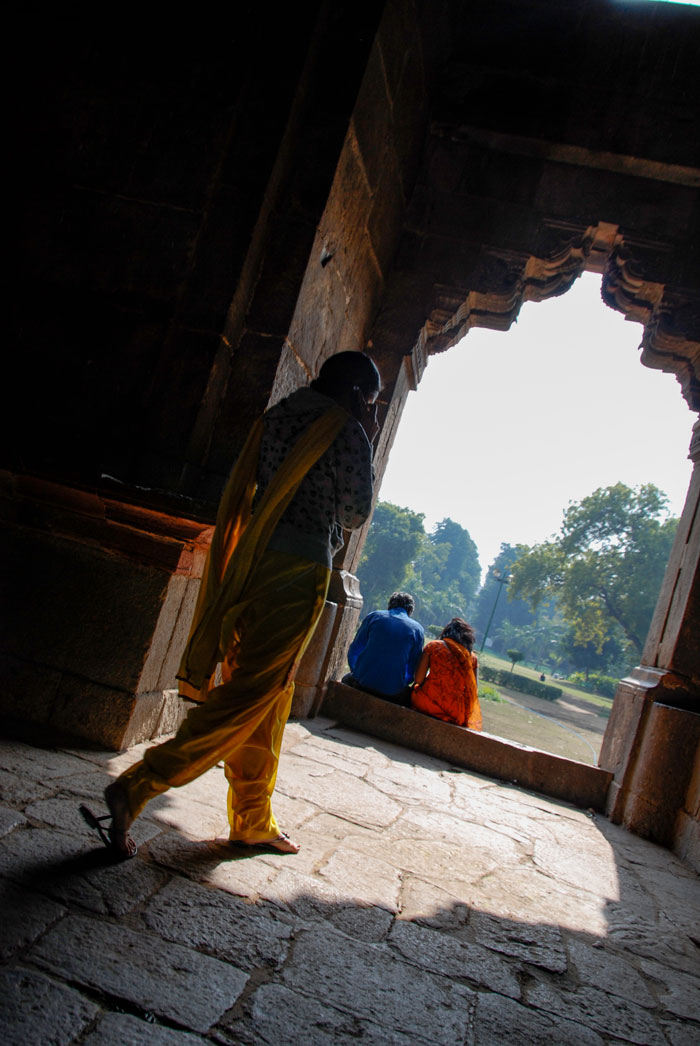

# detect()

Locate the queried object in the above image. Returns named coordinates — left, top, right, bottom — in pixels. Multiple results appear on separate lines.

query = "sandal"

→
left=79, top=782, right=137, bottom=860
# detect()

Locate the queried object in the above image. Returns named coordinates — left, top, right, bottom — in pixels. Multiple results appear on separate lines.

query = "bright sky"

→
left=377, top=272, right=695, bottom=581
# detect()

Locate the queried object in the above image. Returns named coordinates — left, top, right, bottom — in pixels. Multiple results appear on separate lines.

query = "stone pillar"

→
left=600, top=419, right=700, bottom=867
left=0, top=473, right=211, bottom=750
left=291, top=569, right=364, bottom=719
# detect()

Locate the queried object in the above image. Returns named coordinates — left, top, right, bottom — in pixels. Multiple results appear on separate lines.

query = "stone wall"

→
left=0, top=474, right=207, bottom=748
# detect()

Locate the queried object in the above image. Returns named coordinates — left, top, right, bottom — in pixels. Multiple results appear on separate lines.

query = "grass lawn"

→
left=477, top=650, right=616, bottom=765
left=479, top=650, right=615, bottom=712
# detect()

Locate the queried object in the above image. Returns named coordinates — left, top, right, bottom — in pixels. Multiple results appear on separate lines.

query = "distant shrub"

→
left=480, top=665, right=562, bottom=701
left=478, top=683, right=504, bottom=703
left=569, top=672, right=618, bottom=698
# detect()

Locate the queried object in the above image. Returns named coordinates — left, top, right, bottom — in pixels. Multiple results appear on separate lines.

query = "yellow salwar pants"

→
left=116, top=550, right=330, bottom=842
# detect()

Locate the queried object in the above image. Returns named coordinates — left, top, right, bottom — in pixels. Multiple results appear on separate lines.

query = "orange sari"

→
left=411, top=639, right=482, bottom=730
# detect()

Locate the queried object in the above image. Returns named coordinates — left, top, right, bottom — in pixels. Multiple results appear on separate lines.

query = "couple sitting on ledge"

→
left=343, top=592, right=482, bottom=732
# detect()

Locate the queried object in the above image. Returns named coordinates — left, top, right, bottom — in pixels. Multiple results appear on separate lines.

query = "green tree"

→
left=411, top=517, right=481, bottom=628
left=510, top=483, right=677, bottom=663
left=430, top=518, right=481, bottom=606
left=355, top=501, right=425, bottom=611
left=506, top=649, right=525, bottom=672
left=560, top=629, right=625, bottom=682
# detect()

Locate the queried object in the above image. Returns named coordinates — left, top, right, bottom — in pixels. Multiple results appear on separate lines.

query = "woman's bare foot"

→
left=227, top=831, right=300, bottom=854
left=264, top=832, right=300, bottom=854
left=104, top=781, right=137, bottom=859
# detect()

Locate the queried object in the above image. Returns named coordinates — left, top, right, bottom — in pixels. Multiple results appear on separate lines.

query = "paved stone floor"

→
left=1, top=717, right=699, bottom=1045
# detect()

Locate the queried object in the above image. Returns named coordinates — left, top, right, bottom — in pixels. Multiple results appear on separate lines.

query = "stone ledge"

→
left=322, top=682, right=612, bottom=811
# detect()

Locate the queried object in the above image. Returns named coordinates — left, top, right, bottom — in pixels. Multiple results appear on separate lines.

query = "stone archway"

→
left=312, top=200, right=698, bottom=864
left=5, top=0, right=698, bottom=867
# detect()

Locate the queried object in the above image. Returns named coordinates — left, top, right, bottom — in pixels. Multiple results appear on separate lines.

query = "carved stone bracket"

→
left=418, top=220, right=607, bottom=358
left=602, top=243, right=700, bottom=411
left=404, top=219, right=700, bottom=414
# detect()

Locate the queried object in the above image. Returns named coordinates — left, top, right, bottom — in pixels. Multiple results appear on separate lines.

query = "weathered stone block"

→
left=281, top=924, right=474, bottom=1043
left=526, top=981, right=667, bottom=1046
left=388, top=919, right=520, bottom=998
left=3, top=527, right=167, bottom=693
left=29, top=914, right=248, bottom=1034
left=142, top=877, right=294, bottom=971
left=0, top=967, right=99, bottom=1046
left=473, top=992, right=604, bottom=1046
left=0, top=882, right=67, bottom=962
left=83, top=1013, right=210, bottom=1046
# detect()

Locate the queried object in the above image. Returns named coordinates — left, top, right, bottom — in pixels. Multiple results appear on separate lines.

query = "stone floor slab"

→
left=470, top=910, right=567, bottom=973
left=28, top=913, right=248, bottom=1033
left=469, top=992, right=605, bottom=1046
left=396, top=805, right=525, bottom=861
left=204, top=851, right=280, bottom=898
left=1, top=719, right=698, bottom=1046
left=284, top=737, right=377, bottom=777
left=0, top=882, right=67, bottom=961
left=639, top=957, right=700, bottom=1021
left=225, top=981, right=421, bottom=1045
left=567, top=935, right=654, bottom=1008
left=144, top=792, right=229, bottom=839
left=396, top=875, right=471, bottom=931
left=142, top=876, right=294, bottom=971
left=276, top=757, right=403, bottom=827
left=0, top=741, right=89, bottom=779
left=0, top=804, right=27, bottom=837
left=660, top=1016, right=700, bottom=1046
left=41, top=848, right=170, bottom=916
left=388, top=919, right=521, bottom=998
left=317, top=845, right=402, bottom=911
left=0, top=768, right=54, bottom=806
left=145, top=832, right=234, bottom=883
left=257, top=864, right=354, bottom=918
left=0, top=967, right=99, bottom=1046
left=365, top=762, right=453, bottom=805
left=466, top=864, right=610, bottom=935
left=282, top=924, right=474, bottom=1044
left=324, top=902, right=395, bottom=943
left=82, top=1012, right=210, bottom=1045
left=526, top=980, right=668, bottom=1046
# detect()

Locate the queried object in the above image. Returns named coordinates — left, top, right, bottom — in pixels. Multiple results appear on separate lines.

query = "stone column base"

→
left=600, top=666, right=700, bottom=871
left=291, top=569, right=364, bottom=719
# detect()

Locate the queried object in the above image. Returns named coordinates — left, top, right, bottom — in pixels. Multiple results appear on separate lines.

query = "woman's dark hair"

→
left=440, top=617, right=476, bottom=651
left=311, top=351, right=381, bottom=400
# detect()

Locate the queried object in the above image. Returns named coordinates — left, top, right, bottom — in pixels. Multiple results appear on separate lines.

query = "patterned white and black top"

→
left=255, top=387, right=374, bottom=567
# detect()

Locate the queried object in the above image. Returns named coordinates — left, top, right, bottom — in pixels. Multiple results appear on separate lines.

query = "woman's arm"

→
left=413, top=648, right=431, bottom=687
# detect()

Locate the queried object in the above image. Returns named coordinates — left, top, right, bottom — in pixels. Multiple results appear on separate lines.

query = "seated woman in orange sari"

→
left=411, top=617, right=482, bottom=730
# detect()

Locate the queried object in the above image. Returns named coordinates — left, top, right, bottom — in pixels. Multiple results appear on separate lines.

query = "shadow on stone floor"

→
left=1, top=723, right=699, bottom=1044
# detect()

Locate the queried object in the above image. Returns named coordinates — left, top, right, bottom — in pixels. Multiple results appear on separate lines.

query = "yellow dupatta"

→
left=177, top=404, right=349, bottom=698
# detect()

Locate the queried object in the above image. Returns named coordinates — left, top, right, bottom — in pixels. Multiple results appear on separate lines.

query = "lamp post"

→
left=480, top=568, right=512, bottom=653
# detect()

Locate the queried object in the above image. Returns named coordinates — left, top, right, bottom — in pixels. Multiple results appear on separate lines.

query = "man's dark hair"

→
left=388, top=591, right=414, bottom=615
left=311, top=351, right=381, bottom=400
left=440, top=617, right=476, bottom=651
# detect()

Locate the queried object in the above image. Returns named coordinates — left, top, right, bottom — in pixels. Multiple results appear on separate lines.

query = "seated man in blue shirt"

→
left=343, top=592, right=424, bottom=705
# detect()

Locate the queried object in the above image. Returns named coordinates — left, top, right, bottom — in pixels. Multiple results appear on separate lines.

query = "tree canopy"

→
left=355, top=501, right=425, bottom=610
left=509, top=482, right=677, bottom=661
left=355, top=502, right=481, bottom=628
